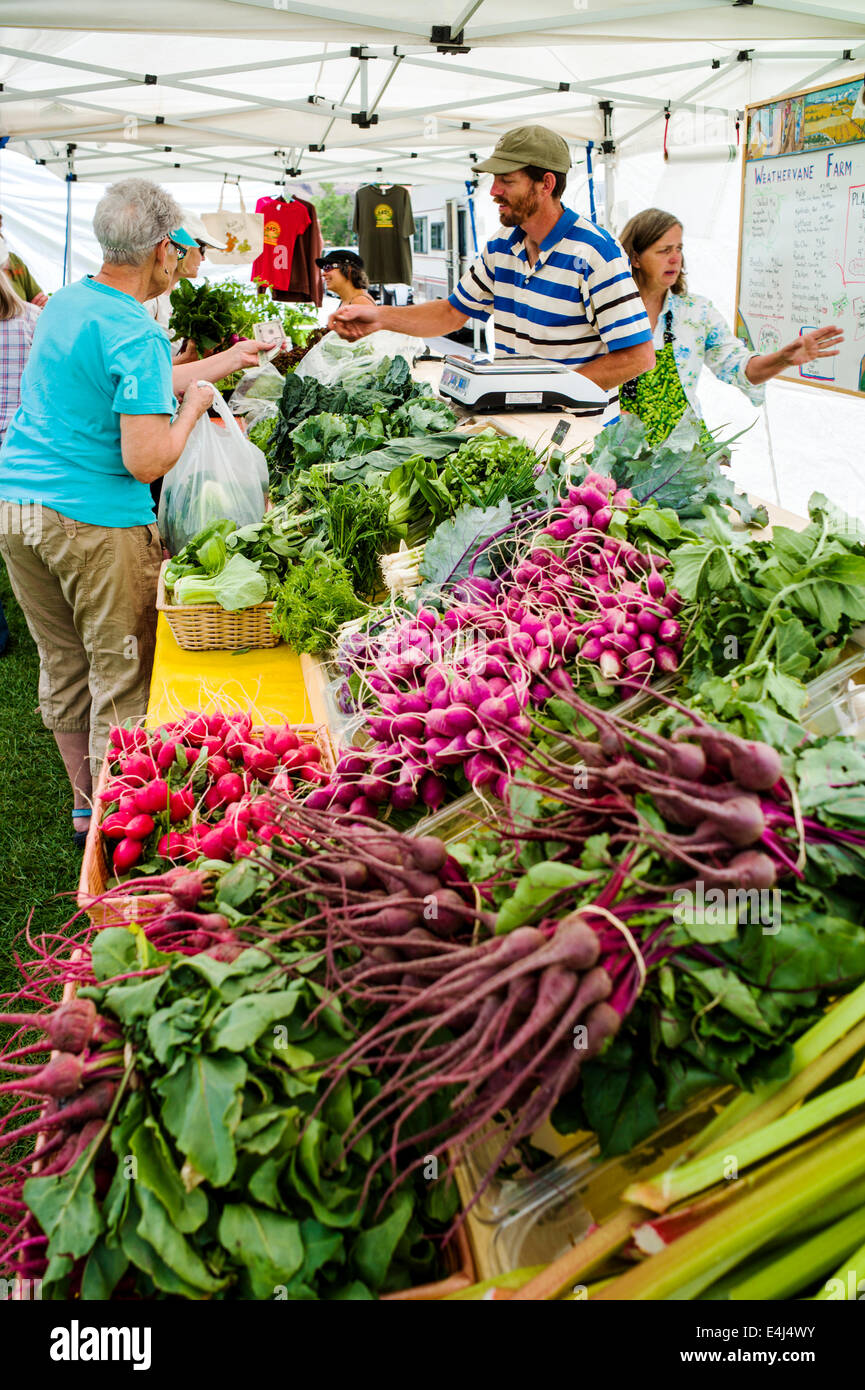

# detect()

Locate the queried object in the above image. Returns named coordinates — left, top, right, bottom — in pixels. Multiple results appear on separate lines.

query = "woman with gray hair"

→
left=0, top=178, right=216, bottom=846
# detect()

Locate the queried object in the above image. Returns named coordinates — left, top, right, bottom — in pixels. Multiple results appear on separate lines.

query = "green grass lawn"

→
left=0, top=565, right=83, bottom=1000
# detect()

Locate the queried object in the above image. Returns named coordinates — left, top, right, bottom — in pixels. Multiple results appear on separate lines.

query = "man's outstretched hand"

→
left=328, top=303, right=382, bottom=340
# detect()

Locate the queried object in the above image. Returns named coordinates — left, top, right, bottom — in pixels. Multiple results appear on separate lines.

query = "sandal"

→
left=72, top=807, right=93, bottom=850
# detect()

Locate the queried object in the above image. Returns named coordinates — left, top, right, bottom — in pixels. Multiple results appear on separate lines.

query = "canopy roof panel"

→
left=1, top=4, right=863, bottom=186
left=2, top=0, right=865, bottom=44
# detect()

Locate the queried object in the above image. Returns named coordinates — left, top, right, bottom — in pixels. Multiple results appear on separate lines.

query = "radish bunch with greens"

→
left=98, top=712, right=326, bottom=875
left=0, top=998, right=124, bottom=1283
left=11, top=691, right=865, bottom=1271
left=311, top=482, right=685, bottom=820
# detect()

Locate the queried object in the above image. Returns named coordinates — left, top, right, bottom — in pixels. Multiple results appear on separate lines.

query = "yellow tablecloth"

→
left=146, top=615, right=313, bottom=728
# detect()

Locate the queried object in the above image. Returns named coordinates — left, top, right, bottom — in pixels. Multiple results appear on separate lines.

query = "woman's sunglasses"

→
left=168, top=239, right=188, bottom=260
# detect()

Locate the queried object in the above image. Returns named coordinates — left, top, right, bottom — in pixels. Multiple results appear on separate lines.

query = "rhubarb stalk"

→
left=626, top=1074, right=865, bottom=1213
left=592, top=1119, right=865, bottom=1301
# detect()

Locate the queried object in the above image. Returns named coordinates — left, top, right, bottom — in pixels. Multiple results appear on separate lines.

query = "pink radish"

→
left=113, top=837, right=144, bottom=871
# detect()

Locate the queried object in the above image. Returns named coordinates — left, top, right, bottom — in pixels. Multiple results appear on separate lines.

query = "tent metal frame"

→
left=1, top=20, right=863, bottom=189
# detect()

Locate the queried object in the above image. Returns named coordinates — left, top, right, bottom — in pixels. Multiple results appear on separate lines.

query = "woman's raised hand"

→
left=782, top=325, right=844, bottom=366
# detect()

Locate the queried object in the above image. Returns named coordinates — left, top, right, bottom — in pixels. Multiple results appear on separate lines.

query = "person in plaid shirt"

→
left=0, top=267, right=39, bottom=655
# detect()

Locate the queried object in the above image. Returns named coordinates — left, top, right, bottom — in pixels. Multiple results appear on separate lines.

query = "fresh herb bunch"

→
left=305, top=476, right=399, bottom=598
left=442, top=429, right=546, bottom=508
left=272, top=553, right=365, bottom=653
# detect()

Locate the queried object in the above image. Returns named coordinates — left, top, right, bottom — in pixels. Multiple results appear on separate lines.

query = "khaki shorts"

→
left=0, top=502, right=161, bottom=775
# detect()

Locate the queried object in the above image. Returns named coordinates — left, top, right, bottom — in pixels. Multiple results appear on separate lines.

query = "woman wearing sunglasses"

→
left=0, top=178, right=224, bottom=846
left=317, top=249, right=375, bottom=308
left=146, top=211, right=269, bottom=386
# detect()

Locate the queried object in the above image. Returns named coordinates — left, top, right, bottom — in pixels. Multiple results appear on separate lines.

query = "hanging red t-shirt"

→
left=252, top=197, right=311, bottom=291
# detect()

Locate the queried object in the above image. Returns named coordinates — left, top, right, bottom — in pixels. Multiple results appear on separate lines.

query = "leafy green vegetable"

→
left=173, top=552, right=269, bottom=611
left=269, top=356, right=455, bottom=489
left=42, top=929, right=457, bottom=1301
left=24, top=1153, right=105, bottom=1260
left=495, top=860, right=598, bottom=934
left=666, top=497, right=865, bottom=727
left=271, top=553, right=365, bottom=654
left=168, top=278, right=239, bottom=353
left=417, top=500, right=513, bottom=597
left=247, top=414, right=277, bottom=457
left=169, top=278, right=316, bottom=356
left=585, top=410, right=767, bottom=526
left=157, top=1053, right=247, bottom=1187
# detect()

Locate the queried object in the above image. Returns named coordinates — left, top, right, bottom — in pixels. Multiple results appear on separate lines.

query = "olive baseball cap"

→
left=472, top=125, right=571, bottom=175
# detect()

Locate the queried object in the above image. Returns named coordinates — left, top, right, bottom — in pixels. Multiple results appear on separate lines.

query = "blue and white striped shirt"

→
left=448, top=207, right=651, bottom=423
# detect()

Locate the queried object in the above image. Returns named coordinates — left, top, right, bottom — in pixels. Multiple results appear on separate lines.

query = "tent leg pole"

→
left=603, top=154, right=615, bottom=230
left=64, top=180, right=72, bottom=285
left=598, top=101, right=615, bottom=230
left=64, top=143, right=76, bottom=286
left=586, top=142, right=598, bottom=224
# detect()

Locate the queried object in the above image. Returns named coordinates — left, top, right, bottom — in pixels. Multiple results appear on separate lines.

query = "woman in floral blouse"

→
left=617, top=208, right=843, bottom=447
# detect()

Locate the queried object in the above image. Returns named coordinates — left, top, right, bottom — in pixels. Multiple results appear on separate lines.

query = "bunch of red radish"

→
left=521, top=471, right=684, bottom=683
left=309, top=473, right=684, bottom=820
left=99, top=711, right=326, bottom=873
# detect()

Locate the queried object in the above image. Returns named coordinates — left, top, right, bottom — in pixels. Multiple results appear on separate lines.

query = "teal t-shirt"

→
left=0, top=276, right=176, bottom=527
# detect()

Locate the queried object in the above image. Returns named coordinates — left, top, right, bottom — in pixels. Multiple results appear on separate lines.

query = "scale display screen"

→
left=441, top=367, right=469, bottom=393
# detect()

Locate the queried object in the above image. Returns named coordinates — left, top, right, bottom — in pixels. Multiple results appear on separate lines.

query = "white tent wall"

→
left=0, top=150, right=102, bottom=286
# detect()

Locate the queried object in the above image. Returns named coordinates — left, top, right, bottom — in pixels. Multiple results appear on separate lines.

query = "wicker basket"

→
left=77, top=722, right=335, bottom=927
left=157, top=560, right=280, bottom=652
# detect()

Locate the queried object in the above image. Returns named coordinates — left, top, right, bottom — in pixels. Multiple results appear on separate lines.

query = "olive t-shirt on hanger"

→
left=353, top=184, right=415, bottom=285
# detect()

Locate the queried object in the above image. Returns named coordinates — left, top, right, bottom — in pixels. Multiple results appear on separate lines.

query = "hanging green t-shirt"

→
left=6, top=253, right=42, bottom=303
left=353, top=185, right=415, bottom=286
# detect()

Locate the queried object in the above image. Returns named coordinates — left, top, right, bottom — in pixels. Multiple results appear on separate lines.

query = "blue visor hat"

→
left=169, top=227, right=198, bottom=248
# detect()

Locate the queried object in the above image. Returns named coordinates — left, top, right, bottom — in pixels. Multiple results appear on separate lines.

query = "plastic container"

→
left=461, top=1089, right=731, bottom=1276
left=797, top=640, right=865, bottom=737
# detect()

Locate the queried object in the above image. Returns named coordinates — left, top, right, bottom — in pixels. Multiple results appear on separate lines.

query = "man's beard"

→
left=496, top=188, right=540, bottom=227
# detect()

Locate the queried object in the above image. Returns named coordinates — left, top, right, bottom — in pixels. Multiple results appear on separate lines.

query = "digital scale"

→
left=438, top=354, right=610, bottom=414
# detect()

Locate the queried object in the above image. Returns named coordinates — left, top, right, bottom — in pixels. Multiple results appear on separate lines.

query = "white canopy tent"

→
left=0, top=3, right=863, bottom=192
left=0, top=2, right=863, bottom=518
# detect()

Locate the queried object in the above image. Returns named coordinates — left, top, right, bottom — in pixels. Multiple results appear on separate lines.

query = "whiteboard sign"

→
left=736, top=75, right=865, bottom=398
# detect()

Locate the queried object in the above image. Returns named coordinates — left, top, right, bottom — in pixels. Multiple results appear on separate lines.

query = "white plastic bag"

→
left=295, top=329, right=426, bottom=388
left=228, top=364, right=285, bottom=422
left=158, top=384, right=269, bottom=555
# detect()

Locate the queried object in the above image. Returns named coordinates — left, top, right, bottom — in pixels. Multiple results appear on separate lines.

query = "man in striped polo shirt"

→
left=330, top=125, right=654, bottom=424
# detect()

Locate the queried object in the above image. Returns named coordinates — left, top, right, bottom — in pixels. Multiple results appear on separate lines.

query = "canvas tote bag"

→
left=201, top=184, right=264, bottom=265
